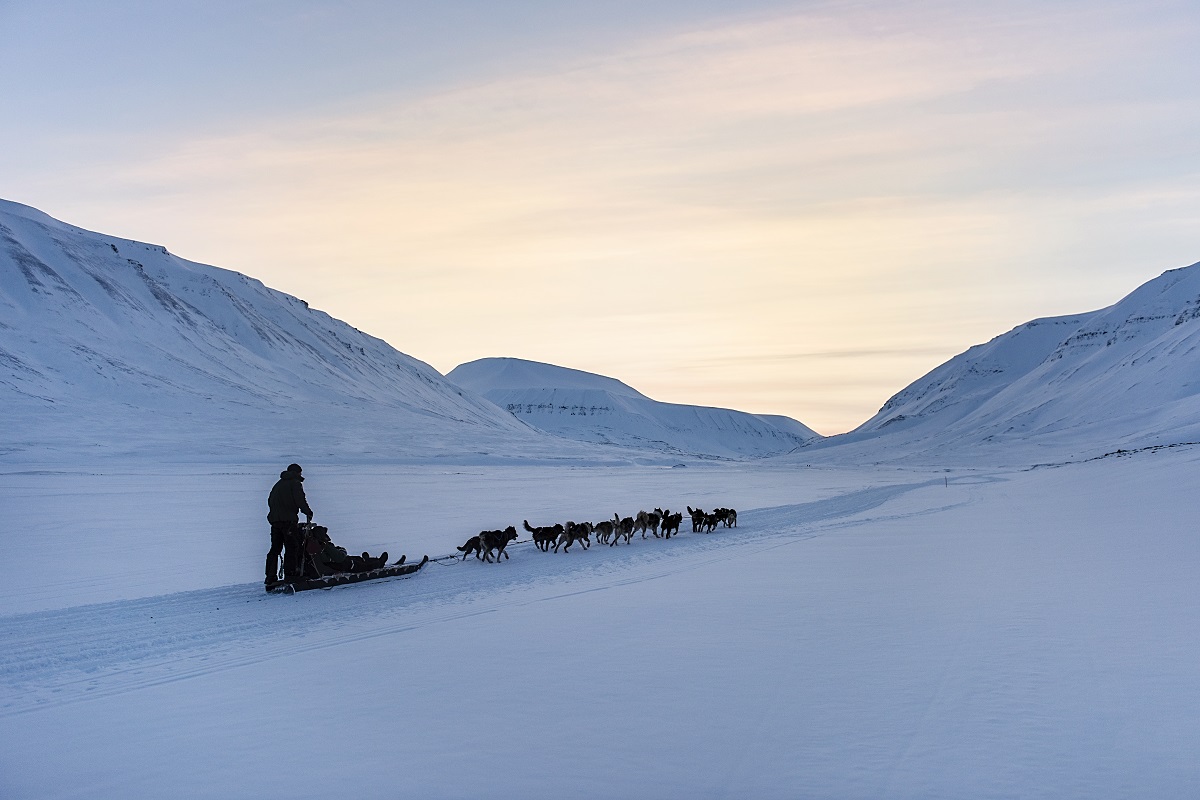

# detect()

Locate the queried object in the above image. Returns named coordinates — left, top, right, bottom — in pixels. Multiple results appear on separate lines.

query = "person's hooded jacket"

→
left=267, top=471, right=313, bottom=524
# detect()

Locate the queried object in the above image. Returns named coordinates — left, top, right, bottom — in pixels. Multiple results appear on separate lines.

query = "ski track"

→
left=0, top=478, right=963, bottom=718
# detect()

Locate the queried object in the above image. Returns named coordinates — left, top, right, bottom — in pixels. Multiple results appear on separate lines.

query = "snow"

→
left=448, top=357, right=820, bottom=459
left=4, top=198, right=1200, bottom=797
left=449, top=356, right=651, bottom=397
left=3, top=451, right=1200, bottom=798
left=0, top=201, right=584, bottom=464
left=804, top=260, right=1200, bottom=465
left=1, top=200, right=815, bottom=465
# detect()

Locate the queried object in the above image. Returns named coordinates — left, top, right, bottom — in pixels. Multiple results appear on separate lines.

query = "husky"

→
left=479, top=526, right=519, bottom=563
left=612, top=513, right=635, bottom=545
left=592, top=519, right=615, bottom=545
left=657, top=509, right=682, bottom=539
left=524, top=520, right=563, bottom=552
left=554, top=521, right=592, bottom=553
left=456, top=534, right=483, bottom=560
left=687, top=506, right=705, bottom=533
left=633, top=510, right=662, bottom=539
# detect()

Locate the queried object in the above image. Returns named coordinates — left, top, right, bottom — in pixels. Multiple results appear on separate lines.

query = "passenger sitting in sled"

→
left=302, top=525, right=389, bottom=576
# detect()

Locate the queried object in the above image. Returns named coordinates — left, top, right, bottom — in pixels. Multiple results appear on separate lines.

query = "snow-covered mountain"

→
left=803, top=260, right=1200, bottom=463
left=446, top=357, right=820, bottom=459
left=0, top=199, right=593, bottom=464
left=9, top=196, right=1196, bottom=468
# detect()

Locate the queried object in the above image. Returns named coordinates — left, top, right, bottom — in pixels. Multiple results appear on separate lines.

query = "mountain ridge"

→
left=6, top=198, right=1198, bottom=467
left=0, top=200, right=575, bottom=463
left=1, top=199, right=817, bottom=465
left=799, top=260, right=1200, bottom=464
left=447, top=357, right=820, bottom=459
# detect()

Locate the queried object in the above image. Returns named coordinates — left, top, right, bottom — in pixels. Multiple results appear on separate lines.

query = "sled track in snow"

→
left=0, top=479, right=965, bottom=717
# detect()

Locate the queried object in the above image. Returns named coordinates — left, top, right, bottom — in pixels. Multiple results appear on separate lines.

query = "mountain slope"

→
left=447, top=357, right=820, bottom=459
left=803, top=261, right=1200, bottom=463
left=0, top=200, right=584, bottom=463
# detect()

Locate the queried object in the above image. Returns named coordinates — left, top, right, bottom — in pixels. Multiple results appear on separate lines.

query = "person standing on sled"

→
left=266, top=463, right=314, bottom=585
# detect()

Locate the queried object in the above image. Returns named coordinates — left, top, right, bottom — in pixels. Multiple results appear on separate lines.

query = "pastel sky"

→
left=3, top=0, right=1198, bottom=434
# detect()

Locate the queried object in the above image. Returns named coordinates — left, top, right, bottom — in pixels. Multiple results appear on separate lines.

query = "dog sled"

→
left=267, top=522, right=429, bottom=594
left=266, top=554, right=429, bottom=594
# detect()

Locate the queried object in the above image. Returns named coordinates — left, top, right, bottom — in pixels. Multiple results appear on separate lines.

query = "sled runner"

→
left=266, top=555, right=429, bottom=594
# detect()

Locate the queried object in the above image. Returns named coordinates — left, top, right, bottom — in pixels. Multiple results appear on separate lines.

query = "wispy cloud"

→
left=8, top=0, right=1200, bottom=432
left=688, top=347, right=961, bottom=365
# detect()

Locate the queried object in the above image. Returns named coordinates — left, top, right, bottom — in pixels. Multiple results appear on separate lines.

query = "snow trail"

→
left=0, top=477, right=952, bottom=718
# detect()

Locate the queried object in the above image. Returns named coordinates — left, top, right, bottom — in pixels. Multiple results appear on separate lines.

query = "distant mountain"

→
left=0, top=200, right=589, bottom=464
left=447, top=357, right=821, bottom=459
left=803, top=260, right=1200, bottom=464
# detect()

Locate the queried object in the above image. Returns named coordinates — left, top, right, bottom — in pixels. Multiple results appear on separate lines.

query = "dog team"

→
left=455, top=506, right=737, bottom=562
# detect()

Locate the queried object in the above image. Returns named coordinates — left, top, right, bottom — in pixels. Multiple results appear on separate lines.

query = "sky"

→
left=2, top=0, right=1199, bottom=434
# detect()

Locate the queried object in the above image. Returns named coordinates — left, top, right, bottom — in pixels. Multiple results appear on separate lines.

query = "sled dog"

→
left=658, top=509, right=682, bottom=538
left=613, top=514, right=635, bottom=545
left=633, top=510, right=662, bottom=539
left=592, top=519, right=615, bottom=545
left=524, top=520, right=563, bottom=552
left=554, top=521, right=592, bottom=553
left=479, top=526, right=519, bottom=563
left=457, top=534, right=483, bottom=560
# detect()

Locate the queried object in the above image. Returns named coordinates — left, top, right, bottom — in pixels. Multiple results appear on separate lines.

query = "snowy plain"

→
left=3, top=449, right=1199, bottom=799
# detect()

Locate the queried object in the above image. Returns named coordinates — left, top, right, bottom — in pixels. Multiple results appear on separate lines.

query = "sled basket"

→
left=267, top=555, right=429, bottom=594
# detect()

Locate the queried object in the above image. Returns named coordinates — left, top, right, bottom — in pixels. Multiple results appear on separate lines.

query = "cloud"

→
left=689, top=347, right=960, bottom=365
left=8, top=0, right=1200, bottom=433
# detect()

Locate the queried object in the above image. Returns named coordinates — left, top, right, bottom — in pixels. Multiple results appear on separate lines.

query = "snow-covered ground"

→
left=3, top=449, right=1198, bottom=799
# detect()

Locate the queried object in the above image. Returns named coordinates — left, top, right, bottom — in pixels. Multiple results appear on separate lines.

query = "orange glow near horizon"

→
left=5, top=2, right=1199, bottom=433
